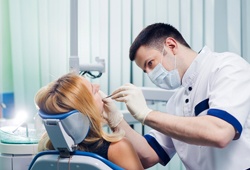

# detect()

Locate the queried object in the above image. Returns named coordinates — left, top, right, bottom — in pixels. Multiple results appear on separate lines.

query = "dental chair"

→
left=28, top=110, right=123, bottom=170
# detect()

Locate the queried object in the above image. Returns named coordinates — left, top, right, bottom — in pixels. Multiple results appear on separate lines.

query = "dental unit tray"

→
left=0, top=126, right=39, bottom=144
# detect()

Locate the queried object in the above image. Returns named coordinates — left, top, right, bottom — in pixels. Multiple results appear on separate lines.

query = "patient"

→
left=35, top=72, right=143, bottom=170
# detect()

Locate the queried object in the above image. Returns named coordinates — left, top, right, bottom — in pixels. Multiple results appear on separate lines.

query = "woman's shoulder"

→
left=110, top=137, right=131, bottom=149
left=108, top=137, right=144, bottom=169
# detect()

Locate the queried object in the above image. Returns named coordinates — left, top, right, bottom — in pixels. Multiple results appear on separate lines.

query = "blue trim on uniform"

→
left=144, top=134, right=170, bottom=166
left=195, top=98, right=209, bottom=116
left=207, top=109, right=242, bottom=140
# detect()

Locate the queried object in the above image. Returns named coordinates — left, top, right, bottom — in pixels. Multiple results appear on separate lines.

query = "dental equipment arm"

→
left=69, top=0, right=105, bottom=79
left=79, top=57, right=105, bottom=78
left=69, top=56, right=105, bottom=79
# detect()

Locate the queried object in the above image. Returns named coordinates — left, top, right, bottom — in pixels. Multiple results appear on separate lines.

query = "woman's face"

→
left=81, top=77, right=103, bottom=114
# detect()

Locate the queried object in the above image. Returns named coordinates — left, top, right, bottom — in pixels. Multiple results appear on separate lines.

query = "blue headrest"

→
left=38, top=110, right=90, bottom=149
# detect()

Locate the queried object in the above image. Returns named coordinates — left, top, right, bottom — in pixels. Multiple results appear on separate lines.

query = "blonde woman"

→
left=35, top=73, right=143, bottom=170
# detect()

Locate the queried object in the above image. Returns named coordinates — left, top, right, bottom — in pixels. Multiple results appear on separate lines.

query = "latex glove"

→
left=99, top=90, right=123, bottom=128
left=111, top=83, right=152, bottom=124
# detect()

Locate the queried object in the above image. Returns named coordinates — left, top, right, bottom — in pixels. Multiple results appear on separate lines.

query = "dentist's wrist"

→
left=133, top=108, right=152, bottom=124
left=108, top=111, right=123, bottom=128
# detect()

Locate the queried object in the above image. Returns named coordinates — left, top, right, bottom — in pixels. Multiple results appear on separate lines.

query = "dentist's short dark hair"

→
left=129, top=23, right=191, bottom=61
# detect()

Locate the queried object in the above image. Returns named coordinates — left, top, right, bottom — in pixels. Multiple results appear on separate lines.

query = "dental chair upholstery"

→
left=28, top=110, right=123, bottom=170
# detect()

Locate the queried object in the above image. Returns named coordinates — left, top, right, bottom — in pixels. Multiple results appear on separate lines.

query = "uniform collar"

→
left=181, top=46, right=212, bottom=87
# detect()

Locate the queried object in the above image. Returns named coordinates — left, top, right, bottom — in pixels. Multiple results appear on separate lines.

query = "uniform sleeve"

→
left=144, top=129, right=176, bottom=165
left=208, top=53, right=250, bottom=139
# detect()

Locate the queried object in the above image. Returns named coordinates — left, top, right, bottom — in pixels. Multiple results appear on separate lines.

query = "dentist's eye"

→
left=147, top=60, right=155, bottom=70
left=148, top=60, right=153, bottom=68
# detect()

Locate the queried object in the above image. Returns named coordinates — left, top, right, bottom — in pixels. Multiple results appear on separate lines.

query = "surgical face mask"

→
left=148, top=47, right=181, bottom=90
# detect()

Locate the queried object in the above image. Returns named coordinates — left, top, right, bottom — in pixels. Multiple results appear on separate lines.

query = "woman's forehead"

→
left=81, top=76, right=92, bottom=90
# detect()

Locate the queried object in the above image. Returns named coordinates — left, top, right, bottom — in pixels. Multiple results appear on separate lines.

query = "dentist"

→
left=102, top=23, right=250, bottom=170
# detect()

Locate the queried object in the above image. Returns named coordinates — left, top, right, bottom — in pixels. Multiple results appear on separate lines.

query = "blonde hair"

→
left=35, top=72, right=124, bottom=152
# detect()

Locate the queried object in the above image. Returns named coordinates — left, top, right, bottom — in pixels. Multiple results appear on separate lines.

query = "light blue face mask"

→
left=148, top=47, right=181, bottom=90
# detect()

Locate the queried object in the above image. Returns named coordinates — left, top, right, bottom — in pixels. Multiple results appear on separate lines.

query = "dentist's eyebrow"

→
left=143, top=58, right=151, bottom=73
left=143, top=61, right=147, bottom=71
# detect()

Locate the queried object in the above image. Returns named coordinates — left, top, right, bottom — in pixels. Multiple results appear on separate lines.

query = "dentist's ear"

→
left=165, top=37, right=178, bottom=55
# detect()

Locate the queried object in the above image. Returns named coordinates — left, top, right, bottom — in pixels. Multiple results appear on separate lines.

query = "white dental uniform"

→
left=144, top=46, right=250, bottom=170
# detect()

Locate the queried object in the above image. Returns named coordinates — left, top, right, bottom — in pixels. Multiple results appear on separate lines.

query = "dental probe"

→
left=104, top=94, right=113, bottom=99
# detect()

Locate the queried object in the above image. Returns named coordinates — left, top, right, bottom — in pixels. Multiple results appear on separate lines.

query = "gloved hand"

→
left=111, top=83, right=152, bottom=124
left=99, top=91, right=123, bottom=128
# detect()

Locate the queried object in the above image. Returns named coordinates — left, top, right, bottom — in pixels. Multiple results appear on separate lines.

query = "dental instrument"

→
left=104, top=94, right=113, bottom=99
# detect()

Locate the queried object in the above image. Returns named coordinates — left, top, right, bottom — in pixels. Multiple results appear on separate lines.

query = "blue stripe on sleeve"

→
left=207, top=108, right=242, bottom=140
left=194, top=98, right=209, bottom=116
left=144, top=134, right=170, bottom=165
